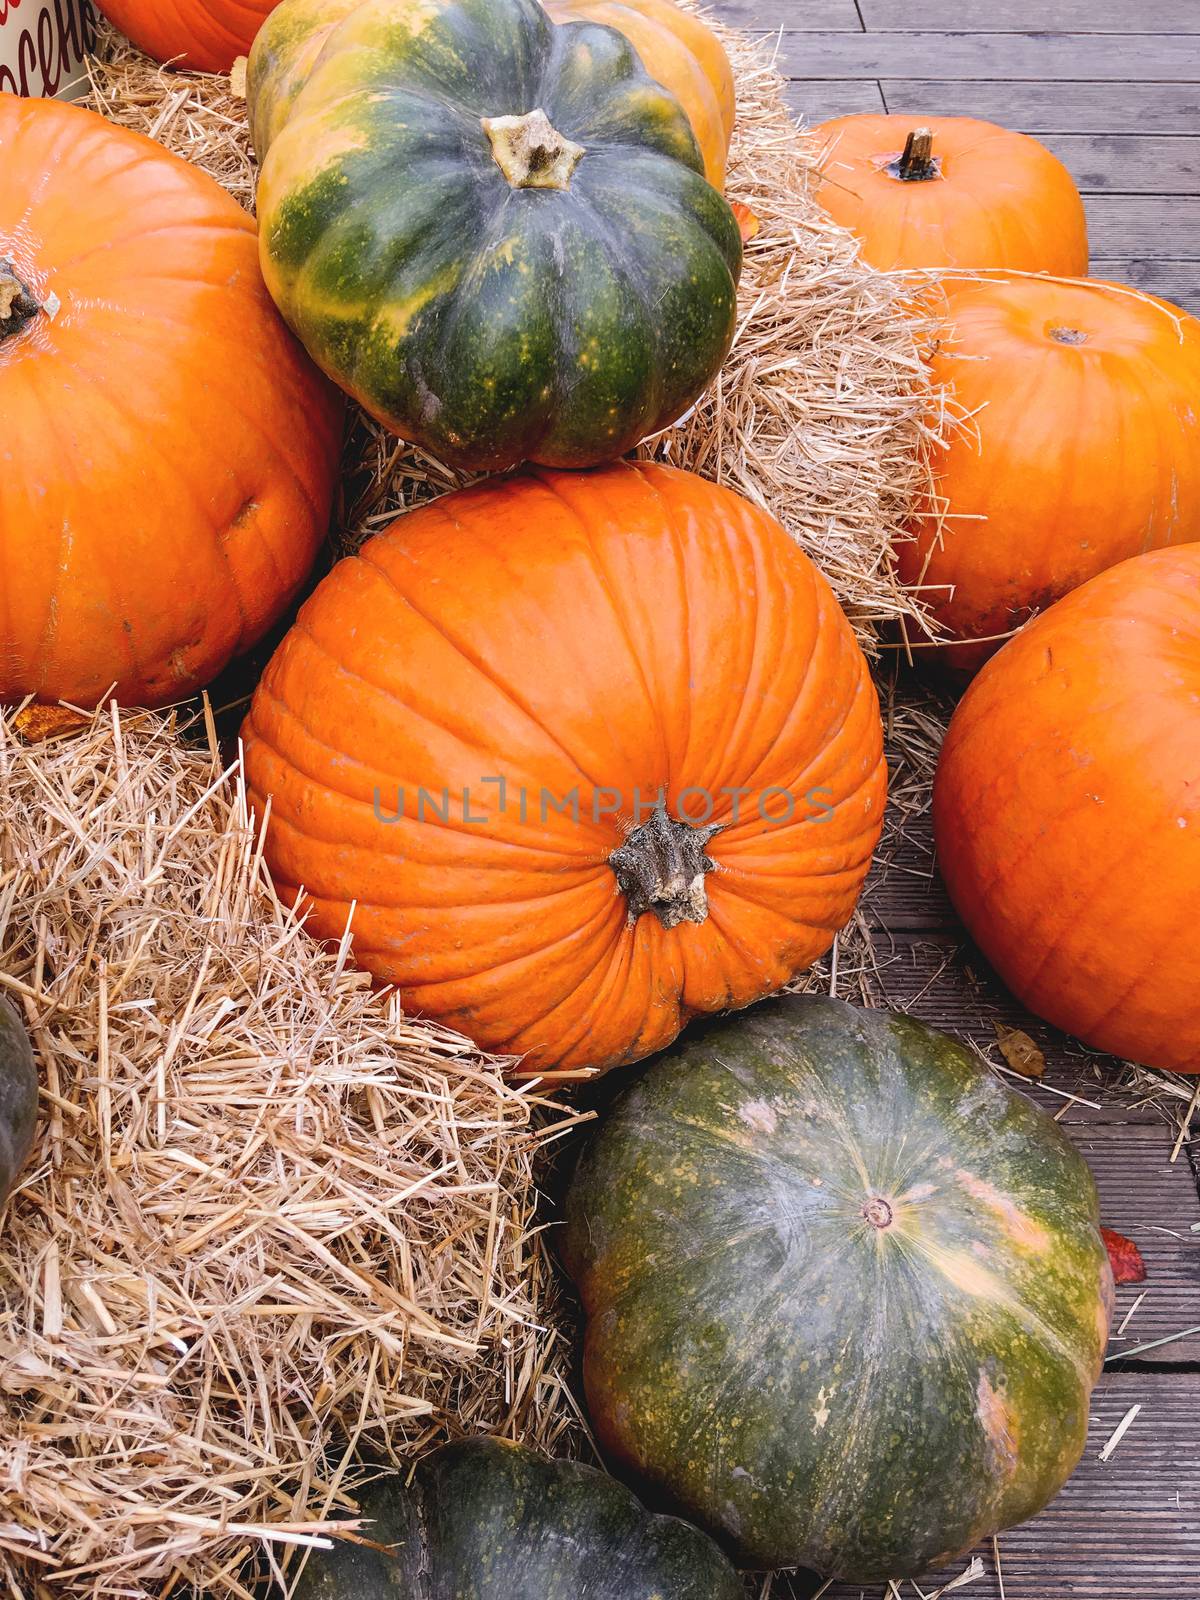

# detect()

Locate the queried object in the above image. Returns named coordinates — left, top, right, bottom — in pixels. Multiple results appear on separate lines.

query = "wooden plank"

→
left=1042, top=133, right=1200, bottom=194
left=775, top=31, right=1200, bottom=81
left=814, top=1375, right=1200, bottom=1600
left=878, top=78, right=1200, bottom=132
left=711, top=0, right=861, bottom=28
left=862, top=0, right=1200, bottom=32
left=783, top=78, right=887, bottom=122
left=1091, top=259, right=1200, bottom=315
left=1086, top=195, right=1200, bottom=257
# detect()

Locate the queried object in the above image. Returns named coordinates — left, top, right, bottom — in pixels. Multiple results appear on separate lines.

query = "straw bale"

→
left=0, top=706, right=579, bottom=1598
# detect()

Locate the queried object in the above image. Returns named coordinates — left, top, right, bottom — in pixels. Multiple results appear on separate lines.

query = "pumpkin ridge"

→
left=909, top=1232, right=1098, bottom=1391
left=962, top=694, right=1175, bottom=910
left=534, top=468, right=674, bottom=767
left=551, top=183, right=670, bottom=430
left=714, top=708, right=884, bottom=847
left=55, top=345, right=266, bottom=649
left=265, top=613, right=597, bottom=816
left=24, top=350, right=253, bottom=679
left=51, top=217, right=256, bottom=279
left=68, top=318, right=330, bottom=542
left=352, top=543, right=611, bottom=796
left=254, top=689, right=603, bottom=864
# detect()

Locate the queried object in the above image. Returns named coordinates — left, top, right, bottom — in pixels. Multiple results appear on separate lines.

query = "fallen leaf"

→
left=993, top=1022, right=1045, bottom=1079
left=13, top=705, right=90, bottom=743
left=230, top=56, right=248, bottom=100
left=1101, top=1226, right=1147, bottom=1285
left=730, top=200, right=760, bottom=243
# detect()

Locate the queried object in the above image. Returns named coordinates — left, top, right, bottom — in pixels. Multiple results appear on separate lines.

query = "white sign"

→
left=0, top=0, right=97, bottom=101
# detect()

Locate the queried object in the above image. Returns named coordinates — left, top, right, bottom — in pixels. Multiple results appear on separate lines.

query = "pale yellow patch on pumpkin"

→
left=372, top=264, right=462, bottom=343
left=976, top=1370, right=1019, bottom=1479
left=739, top=1099, right=777, bottom=1135
left=813, top=1385, right=834, bottom=1430
left=956, top=1168, right=1051, bottom=1253
left=927, top=1245, right=1005, bottom=1301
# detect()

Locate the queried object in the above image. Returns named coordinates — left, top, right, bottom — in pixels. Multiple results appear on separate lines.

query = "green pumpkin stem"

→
left=0, top=259, right=42, bottom=344
left=610, top=803, right=722, bottom=931
left=482, top=109, right=586, bottom=191
left=891, top=127, right=939, bottom=182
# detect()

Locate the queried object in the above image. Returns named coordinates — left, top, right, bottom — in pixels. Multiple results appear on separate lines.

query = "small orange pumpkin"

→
left=0, top=94, right=342, bottom=708
left=96, top=0, right=276, bottom=72
left=243, top=463, right=887, bottom=1078
left=812, top=114, right=1087, bottom=275
left=546, top=0, right=735, bottom=189
left=899, top=273, right=1200, bottom=674
left=934, top=545, right=1200, bottom=1075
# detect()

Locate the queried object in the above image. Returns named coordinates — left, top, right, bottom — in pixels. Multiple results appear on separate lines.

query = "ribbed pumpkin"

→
left=813, top=114, right=1087, bottom=275
left=96, top=0, right=275, bottom=71
left=563, top=995, right=1114, bottom=1580
left=293, top=1439, right=743, bottom=1599
left=0, top=95, right=342, bottom=709
left=934, top=546, right=1200, bottom=1075
left=900, top=274, right=1200, bottom=673
left=242, top=463, right=886, bottom=1078
left=546, top=0, right=735, bottom=188
left=247, top=0, right=742, bottom=472
left=0, top=999, right=37, bottom=1208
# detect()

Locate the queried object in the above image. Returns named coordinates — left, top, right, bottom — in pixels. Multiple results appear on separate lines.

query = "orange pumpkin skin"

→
left=243, top=463, right=887, bottom=1078
left=0, top=95, right=342, bottom=709
left=96, top=0, right=276, bottom=72
left=933, top=547, right=1200, bottom=1075
left=899, top=275, right=1200, bottom=674
left=813, top=115, right=1087, bottom=275
left=545, top=0, right=735, bottom=189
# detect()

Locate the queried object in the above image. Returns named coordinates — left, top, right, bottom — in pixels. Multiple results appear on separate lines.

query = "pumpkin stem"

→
left=609, top=803, right=722, bottom=931
left=0, top=260, right=42, bottom=344
left=482, top=109, right=586, bottom=191
left=888, top=127, right=940, bottom=182
left=862, top=1197, right=894, bottom=1230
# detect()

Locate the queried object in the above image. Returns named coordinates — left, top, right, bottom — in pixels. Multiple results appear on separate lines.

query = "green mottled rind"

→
left=292, top=1438, right=744, bottom=1599
left=248, top=0, right=742, bottom=471
left=0, top=998, right=37, bottom=1205
left=562, top=996, right=1114, bottom=1581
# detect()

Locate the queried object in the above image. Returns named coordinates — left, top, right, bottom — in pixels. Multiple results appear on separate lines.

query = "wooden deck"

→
left=708, top=4, right=1200, bottom=1596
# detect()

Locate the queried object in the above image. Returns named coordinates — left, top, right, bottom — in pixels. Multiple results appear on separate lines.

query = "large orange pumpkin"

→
left=900, top=273, right=1200, bottom=674
left=813, top=115, right=1087, bottom=275
left=933, top=545, right=1200, bottom=1075
left=545, top=0, right=735, bottom=189
left=243, top=463, right=887, bottom=1078
left=0, top=95, right=342, bottom=709
left=96, top=0, right=276, bottom=72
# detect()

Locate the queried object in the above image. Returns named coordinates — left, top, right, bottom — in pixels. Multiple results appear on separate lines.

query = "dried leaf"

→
left=1102, top=1226, right=1148, bottom=1285
left=993, top=1022, right=1045, bottom=1079
left=730, top=199, right=761, bottom=242
left=229, top=56, right=248, bottom=100
left=12, top=705, right=91, bottom=743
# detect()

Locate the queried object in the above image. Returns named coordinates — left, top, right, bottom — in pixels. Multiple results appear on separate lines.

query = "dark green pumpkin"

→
left=562, top=995, right=1114, bottom=1582
left=248, top=0, right=742, bottom=472
left=292, top=1437, right=743, bottom=1599
left=0, top=997, right=37, bottom=1205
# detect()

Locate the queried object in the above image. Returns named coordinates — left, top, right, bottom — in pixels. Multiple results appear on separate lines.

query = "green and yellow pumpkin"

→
left=293, top=1438, right=743, bottom=1599
left=247, top=0, right=742, bottom=471
left=1, top=998, right=37, bottom=1206
left=563, top=995, right=1114, bottom=1581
